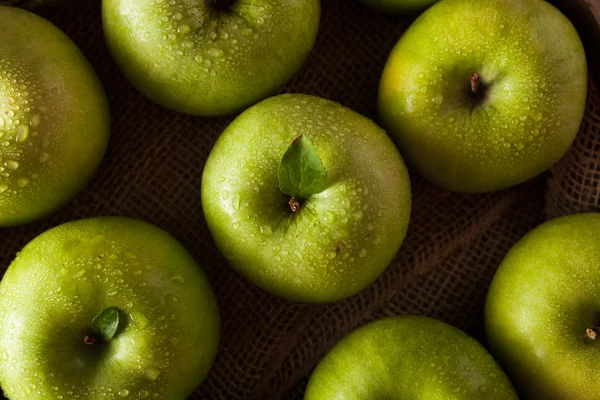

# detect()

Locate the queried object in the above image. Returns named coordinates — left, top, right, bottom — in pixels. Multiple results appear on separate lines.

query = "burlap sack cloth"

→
left=0, top=0, right=598, bottom=398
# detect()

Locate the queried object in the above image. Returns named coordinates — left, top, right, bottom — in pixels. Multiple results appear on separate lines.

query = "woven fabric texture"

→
left=0, top=1, right=599, bottom=399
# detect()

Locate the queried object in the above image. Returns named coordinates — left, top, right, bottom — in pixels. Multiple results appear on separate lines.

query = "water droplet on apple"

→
left=516, top=142, right=525, bottom=150
left=294, top=250, right=303, bottom=260
left=241, top=27, right=253, bottom=36
left=221, top=190, right=229, bottom=200
left=170, top=274, right=185, bottom=284
left=177, top=24, right=190, bottom=34
left=478, top=385, right=488, bottom=393
left=352, top=211, right=363, bottom=221
left=16, top=124, right=29, bottom=142
left=359, top=248, right=367, bottom=257
left=164, top=293, right=181, bottom=309
left=5, top=160, right=19, bottom=170
left=0, top=184, right=7, bottom=194
left=39, top=152, right=50, bottom=163
left=519, top=115, right=528, bottom=122
left=323, top=210, right=336, bottom=223
left=17, top=178, right=28, bottom=188
left=131, top=312, right=149, bottom=329
left=30, top=114, right=40, bottom=127
left=533, top=112, right=543, bottom=121
left=233, top=222, right=241, bottom=230
left=208, top=48, right=224, bottom=58
left=118, top=389, right=129, bottom=397
left=145, top=367, right=161, bottom=382
left=260, top=225, right=272, bottom=236
left=233, top=195, right=241, bottom=210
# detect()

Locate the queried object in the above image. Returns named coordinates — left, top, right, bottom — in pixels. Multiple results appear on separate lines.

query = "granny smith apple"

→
left=0, top=6, right=110, bottom=226
left=102, top=0, right=320, bottom=116
left=0, top=217, right=220, bottom=399
left=486, top=213, right=600, bottom=399
left=379, top=0, right=587, bottom=193
left=358, top=0, right=438, bottom=14
left=305, top=316, right=518, bottom=399
left=202, top=94, right=411, bottom=303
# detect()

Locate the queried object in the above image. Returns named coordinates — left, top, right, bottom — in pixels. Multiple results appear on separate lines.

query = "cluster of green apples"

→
left=0, top=0, right=593, bottom=398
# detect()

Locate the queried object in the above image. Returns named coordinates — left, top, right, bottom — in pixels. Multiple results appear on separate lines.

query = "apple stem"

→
left=470, top=72, right=481, bottom=94
left=289, top=197, right=301, bottom=212
left=586, top=328, right=598, bottom=340
left=84, top=335, right=97, bottom=345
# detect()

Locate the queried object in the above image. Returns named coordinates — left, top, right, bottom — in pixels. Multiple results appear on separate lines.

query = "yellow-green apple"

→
left=0, top=217, right=220, bottom=399
left=202, top=94, right=411, bottom=302
left=0, top=6, right=110, bottom=226
left=102, top=0, right=320, bottom=116
left=305, top=316, right=518, bottom=399
left=379, top=0, right=587, bottom=193
left=486, top=214, right=600, bottom=399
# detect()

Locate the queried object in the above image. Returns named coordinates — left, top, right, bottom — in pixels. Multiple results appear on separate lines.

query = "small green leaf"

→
left=278, top=136, right=327, bottom=198
left=91, top=307, right=120, bottom=341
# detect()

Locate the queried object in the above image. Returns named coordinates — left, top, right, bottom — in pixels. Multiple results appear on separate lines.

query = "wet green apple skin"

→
left=358, top=0, right=438, bottom=14
left=486, top=214, right=600, bottom=400
left=102, top=0, right=320, bottom=116
left=0, top=7, right=110, bottom=226
left=379, top=0, right=587, bottom=193
left=202, top=94, right=411, bottom=303
left=305, top=316, right=518, bottom=399
left=0, top=217, right=220, bottom=400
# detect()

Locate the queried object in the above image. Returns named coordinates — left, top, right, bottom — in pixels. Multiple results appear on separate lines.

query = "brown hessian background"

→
left=0, top=0, right=599, bottom=398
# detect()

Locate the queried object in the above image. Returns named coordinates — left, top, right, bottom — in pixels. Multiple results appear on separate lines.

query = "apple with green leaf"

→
left=102, top=0, right=320, bottom=116
left=202, top=94, right=411, bottom=303
left=0, top=6, right=110, bottom=226
left=379, top=0, right=587, bottom=193
left=0, top=217, right=220, bottom=399
left=305, top=316, right=518, bottom=399
left=486, top=214, right=600, bottom=399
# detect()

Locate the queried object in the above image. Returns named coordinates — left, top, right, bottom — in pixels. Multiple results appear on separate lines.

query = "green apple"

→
left=0, top=217, right=220, bottom=399
left=379, top=0, right=587, bottom=193
left=486, top=214, right=600, bottom=399
left=202, top=94, right=411, bottom=303
left=358, top=0, right=438, bottom=14
left=305, top=316, right=518, bottom=399
left=102, top=0, right=320, bottom=116
left=0, top=6, right=110, bottom=226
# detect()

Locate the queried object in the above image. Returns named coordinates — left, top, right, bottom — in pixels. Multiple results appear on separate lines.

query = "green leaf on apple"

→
left=91, top=307, right=120, bottom=341
left=278, top=135, right=327, bottom=199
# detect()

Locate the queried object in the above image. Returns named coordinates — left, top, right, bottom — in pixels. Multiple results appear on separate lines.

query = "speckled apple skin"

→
left=102, top=0, right=320, bottom=116
left=379, top=0, right=587, bottom=193
left=0, top=6, right=110, bottom=226
left=486, top=214, right=600, bottom=400
left=201, top=94, right=412, bottom=303
left=305, top=316, right=518, bottom=399
left=0, top=217, right=220, bottom=400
